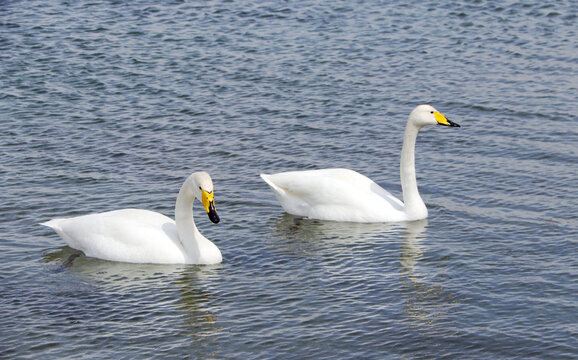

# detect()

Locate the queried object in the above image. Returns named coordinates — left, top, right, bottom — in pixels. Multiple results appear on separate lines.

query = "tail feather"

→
left=260, top=173, right=286, bottom=196
left=260, top=173, right=310, bottom=216
left=40, top=218, right=63, bottom=230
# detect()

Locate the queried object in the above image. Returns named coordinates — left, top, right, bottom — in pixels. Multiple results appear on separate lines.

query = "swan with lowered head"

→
left=260, top=105, right=460, bottom=223
left=41, top=172, right=222, bottom=264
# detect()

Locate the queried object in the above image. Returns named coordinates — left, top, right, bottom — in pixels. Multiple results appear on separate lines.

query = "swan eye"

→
left=430, top=111, right=434, bottom=114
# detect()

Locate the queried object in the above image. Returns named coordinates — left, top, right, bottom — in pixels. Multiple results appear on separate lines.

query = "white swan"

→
left=41, top=172, right=222, bottom=264
left=260, top=104, right=460, bottom=223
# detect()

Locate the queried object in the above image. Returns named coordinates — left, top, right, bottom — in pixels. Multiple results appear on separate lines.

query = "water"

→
left=1, top=0, right=577, bottom=358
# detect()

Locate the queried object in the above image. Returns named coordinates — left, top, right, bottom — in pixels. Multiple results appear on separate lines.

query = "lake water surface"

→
left=1, top=0, right=577, bottom=358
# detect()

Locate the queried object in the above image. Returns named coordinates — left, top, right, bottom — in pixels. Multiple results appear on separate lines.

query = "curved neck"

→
left=174, top=180, right=203, bottom=262
left=400, top=122, right=427, bottom=219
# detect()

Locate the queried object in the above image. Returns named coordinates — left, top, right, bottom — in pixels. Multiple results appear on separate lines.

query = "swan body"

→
left=261, top=168, right=406, bottom=222
left=41, top=172, right=222, bottom=265
left=261, top=105, right=460, bottom=223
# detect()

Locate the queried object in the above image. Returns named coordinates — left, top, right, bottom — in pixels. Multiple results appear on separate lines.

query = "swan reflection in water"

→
left=267, top=212, right=405, bottom=255
left=269, top=214, right=456, bottom=329
left=42, top=248, right=222, bottom=357
left=399, top=219, right=457, bottom=329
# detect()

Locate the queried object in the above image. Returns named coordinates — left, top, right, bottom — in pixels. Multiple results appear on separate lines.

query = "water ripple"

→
left=1, top=0, right=577, bottom=358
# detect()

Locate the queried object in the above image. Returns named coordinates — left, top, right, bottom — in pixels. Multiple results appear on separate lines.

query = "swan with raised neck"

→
left=260, top=104, right=460, bottom=222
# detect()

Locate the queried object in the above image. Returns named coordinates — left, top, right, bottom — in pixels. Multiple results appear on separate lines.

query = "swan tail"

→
left=40, top=218, right=64, bottom=230
left=260, top=173, right=286, bottom=196
left=260, top=173, right=310, bottom=216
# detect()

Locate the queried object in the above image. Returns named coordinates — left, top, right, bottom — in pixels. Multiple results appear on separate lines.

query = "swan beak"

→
left=201, top=190, right=220, bottom=224
left=434, top=112, right=460, bottom=127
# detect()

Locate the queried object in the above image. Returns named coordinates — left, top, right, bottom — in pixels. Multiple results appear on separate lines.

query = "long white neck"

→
left=174, top=179, right=203, bottom=262
left=400, top=121, right=428, bottom=220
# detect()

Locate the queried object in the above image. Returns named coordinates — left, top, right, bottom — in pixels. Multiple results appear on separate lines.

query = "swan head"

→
left=409, top=104, right=460, bottom=128
left=190, top=172, right=220, bottom=224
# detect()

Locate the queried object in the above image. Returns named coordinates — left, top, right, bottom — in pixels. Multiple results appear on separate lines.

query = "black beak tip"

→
left=208, top=210, right=220, bottom=224
left=440, top=119, right=460, bottom=128
left=207, top=201, right=220, bottom=223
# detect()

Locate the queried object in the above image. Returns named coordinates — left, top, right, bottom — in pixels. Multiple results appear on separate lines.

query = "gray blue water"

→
left=1, top=0, right=577, bottom=358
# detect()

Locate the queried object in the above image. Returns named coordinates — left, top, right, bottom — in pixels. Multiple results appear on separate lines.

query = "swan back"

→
left=41, top=209, right=187, bottom=264
left=261, top=169, right=406, bottom=222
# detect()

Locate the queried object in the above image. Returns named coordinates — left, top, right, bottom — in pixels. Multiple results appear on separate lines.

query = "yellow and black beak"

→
left=434, top=111, right=460, bottom=127
left=201, top=190, right=220, bottom=224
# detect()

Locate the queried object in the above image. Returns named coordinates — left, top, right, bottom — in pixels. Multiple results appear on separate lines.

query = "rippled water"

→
left=1, top=0, right=577, bottom=358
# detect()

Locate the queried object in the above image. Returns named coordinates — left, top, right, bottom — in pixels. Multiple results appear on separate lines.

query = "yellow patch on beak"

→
left=201, top=190, right=214, bottom=214
left=434, top=111, right=451, bottom=125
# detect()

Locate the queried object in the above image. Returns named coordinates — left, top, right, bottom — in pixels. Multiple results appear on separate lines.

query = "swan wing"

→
left=261, top=169, right=405, bottom=222
left=41, top=209, right=186, bottom=264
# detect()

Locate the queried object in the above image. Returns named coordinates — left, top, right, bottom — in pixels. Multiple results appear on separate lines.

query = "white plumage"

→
left=41, top=172, right=222, bottom=265
left=261, top=105, right=460, bottom=223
